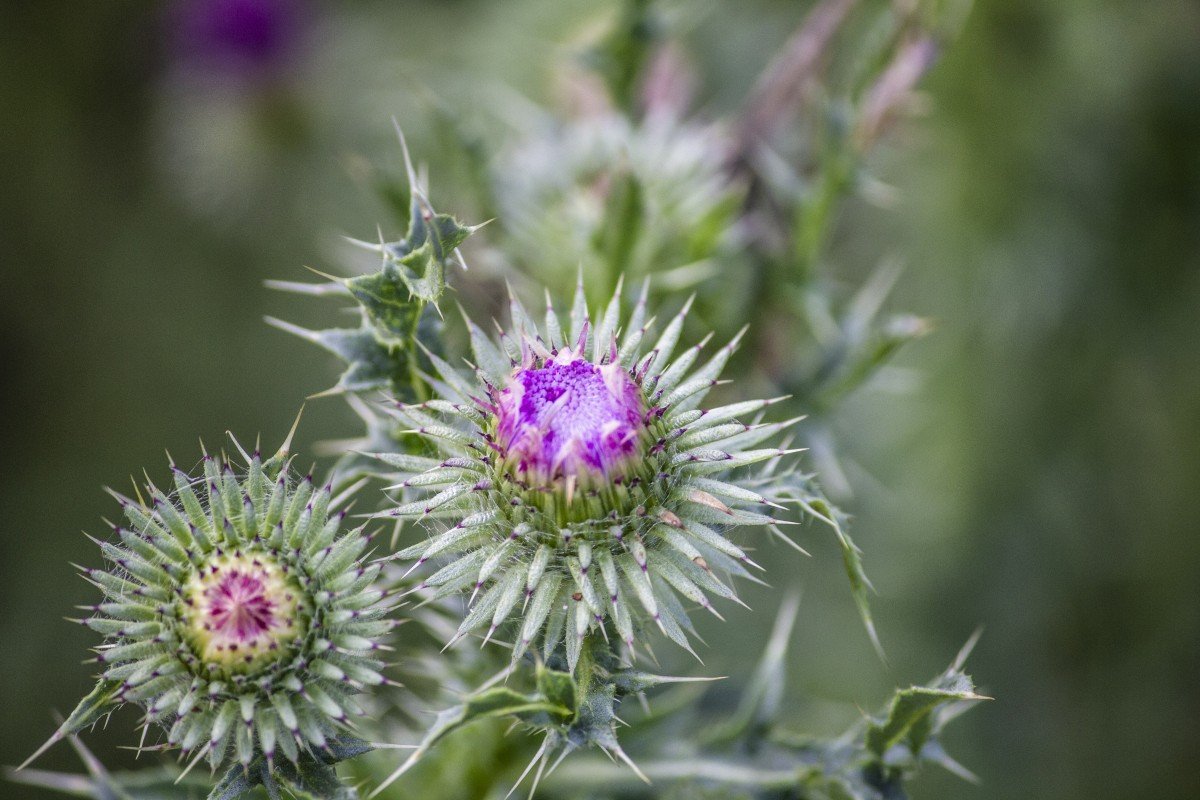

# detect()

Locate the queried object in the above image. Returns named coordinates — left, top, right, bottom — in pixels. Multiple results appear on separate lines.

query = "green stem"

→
left=408, top=303, right=429, bottom=403
left=544, top=756, right=815, bottom=793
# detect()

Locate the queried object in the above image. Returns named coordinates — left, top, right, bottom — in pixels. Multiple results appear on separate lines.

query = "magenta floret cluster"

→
left=495, top=351, right=646, bottom=487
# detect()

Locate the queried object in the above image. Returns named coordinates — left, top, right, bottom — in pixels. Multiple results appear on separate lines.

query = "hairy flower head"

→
left=376, top=277, right=803, bottom=670
left=59, top=436, right=396, bottom=772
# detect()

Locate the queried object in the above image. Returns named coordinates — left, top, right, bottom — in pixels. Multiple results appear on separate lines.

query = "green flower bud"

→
left=376, top=277, right=804, bottom=670
left=36, top=435, right=398, bottom=774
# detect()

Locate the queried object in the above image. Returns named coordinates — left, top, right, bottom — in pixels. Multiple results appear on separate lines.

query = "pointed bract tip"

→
left=16, top=730, right=64, bottom=772
left=273, top=406, right=305, bottom=461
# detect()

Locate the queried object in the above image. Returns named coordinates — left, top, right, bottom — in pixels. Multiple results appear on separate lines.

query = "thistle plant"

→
left=21, top=434, right=398, bottom=794
left=380, top=278, right=801, bottom=668
left=12, top=3, right=989, bottom=800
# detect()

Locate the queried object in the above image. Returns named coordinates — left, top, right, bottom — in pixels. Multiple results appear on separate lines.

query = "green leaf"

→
left=267, top=308, right=443, bottom=401
left=319, top=326, right=413, bottom=394
left=345, top=266, right=424, bottom=339
left=536, top=664, right=578, bottom=714
left=397, top=240, right=443, bottom=304
left=390, top=213, right=473, bottom=305
left=426, top=213, right=473, bottom=258
left=864, top=642, right=987, bottom=762
left=865, top=680, right=977, bottom=759
left=459, top=686, right=576, bottom=730
left=268, top=134, right=476, bottom=409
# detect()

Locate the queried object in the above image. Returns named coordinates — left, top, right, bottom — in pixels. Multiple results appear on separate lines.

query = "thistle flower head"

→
left=495, top=343, right=648, bottom=488
left=60, top=435, right=396, bottom=772
left=378, top=277, right=802, bottom=670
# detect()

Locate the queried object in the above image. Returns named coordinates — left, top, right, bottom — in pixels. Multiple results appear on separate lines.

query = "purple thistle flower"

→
left=495, top=347, right=648, bottom=488
left=168, top=0, right=308, bottom=82
left=381, top=279, right=807, bottom=671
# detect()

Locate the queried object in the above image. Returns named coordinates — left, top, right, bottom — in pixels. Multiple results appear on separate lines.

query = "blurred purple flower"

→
left=168, top=0, right=309, bottom=83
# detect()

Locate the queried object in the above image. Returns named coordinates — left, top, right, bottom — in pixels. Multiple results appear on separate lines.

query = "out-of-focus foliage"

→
left=540, top=600, right=986, bottom=800
left=2, top=0, right=1198, bottom=798
left=856, top=2, right=1200, bottom=798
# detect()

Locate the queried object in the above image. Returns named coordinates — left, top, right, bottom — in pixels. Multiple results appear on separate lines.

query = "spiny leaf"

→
left=269, top=134, right=476, bottom=406
left=536, top=664, right=578, bottom=713
left=344, top=266, right=425, bottom=339
left=777, top=474, right=885, bottom=661
left=865, top=650, right=988, bottom=760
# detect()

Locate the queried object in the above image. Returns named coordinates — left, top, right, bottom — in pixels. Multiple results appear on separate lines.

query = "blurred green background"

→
left=2, top=1, right=1198, bottom=799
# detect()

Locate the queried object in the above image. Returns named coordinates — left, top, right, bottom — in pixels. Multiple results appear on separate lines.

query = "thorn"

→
left=954, top=627, right=984, bottom=671
left=135, top=723, right=150, bottom=759
left=506, top=735, right=550, bottom=800
left=225, top=432, right=253, bottom=463
left=174, top=742, right=211, bottom=784
left=767, top=524, right=811, bottom=556
left=393, top=118, right=421, bottom=198
left=610, top=742, right=650, bottom=784
left=527, top=743, right=552, bottom=800
left=17, top=729, right=64, bottom=772
left=276, top=407, right=305, bottom=461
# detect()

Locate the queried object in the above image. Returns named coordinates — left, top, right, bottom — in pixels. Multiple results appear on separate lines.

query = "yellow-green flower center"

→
left=181, top=551, right=305, bottom=675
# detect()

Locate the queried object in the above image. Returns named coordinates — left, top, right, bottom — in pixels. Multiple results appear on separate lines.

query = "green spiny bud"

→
left=31, top=434, right=398, bottom=774
left=376, top=276, right=805, bottom=670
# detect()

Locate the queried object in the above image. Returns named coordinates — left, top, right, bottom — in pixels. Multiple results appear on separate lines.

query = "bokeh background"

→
left=2, top=1, right=1198, bottom=799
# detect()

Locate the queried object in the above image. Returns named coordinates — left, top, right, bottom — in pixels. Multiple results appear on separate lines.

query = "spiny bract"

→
left=375, top=277, right=805, bottom=670
left=56, top=435, right=397, bottom=774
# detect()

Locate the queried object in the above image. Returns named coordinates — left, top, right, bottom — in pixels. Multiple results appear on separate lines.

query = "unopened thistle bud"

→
left=495, top=347, right=648, bottom=488
left=378, top=277, right=803, bottom=670
left=42, top=435, right=396, bottom=774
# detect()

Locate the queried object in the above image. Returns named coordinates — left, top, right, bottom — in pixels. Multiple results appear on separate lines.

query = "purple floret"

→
left=496, top=352, right=646, bottom=487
